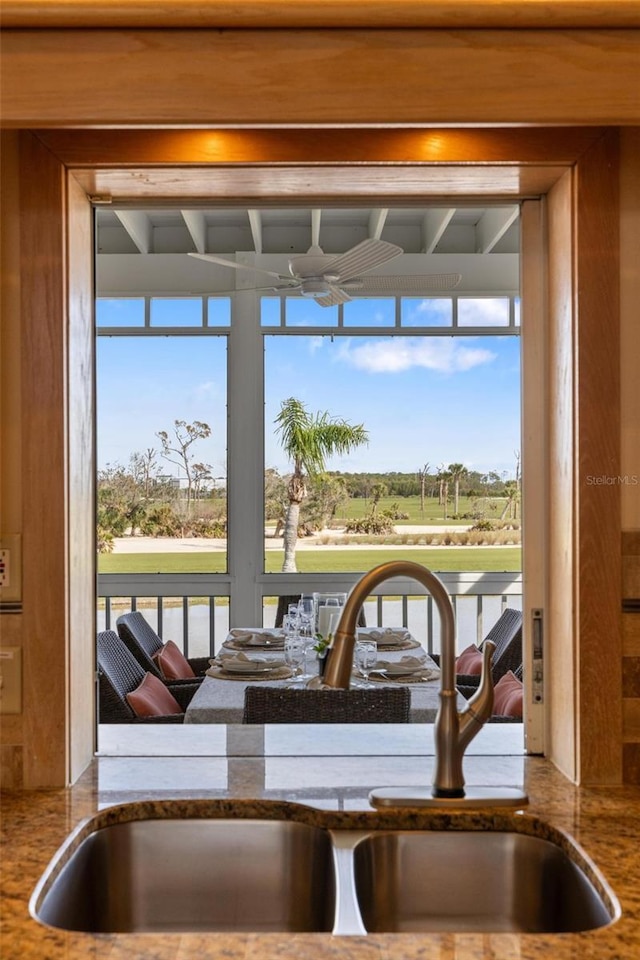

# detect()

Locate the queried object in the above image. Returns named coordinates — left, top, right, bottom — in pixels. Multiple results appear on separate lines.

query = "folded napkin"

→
left=360, top=627, right=411, bottom=645
left=207, top=651, right=286, bottom=674
left=373, top=655, right=426, bottom=674
left=228, top=628, right=283, bottom=647
left=217, top=650, right=262, bottom=664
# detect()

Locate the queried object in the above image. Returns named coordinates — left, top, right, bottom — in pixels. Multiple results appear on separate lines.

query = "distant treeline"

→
left=325, top=470, right=513, bottom=499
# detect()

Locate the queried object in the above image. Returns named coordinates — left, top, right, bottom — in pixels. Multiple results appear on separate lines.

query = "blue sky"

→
left=97, top=297, right=521, bottom=480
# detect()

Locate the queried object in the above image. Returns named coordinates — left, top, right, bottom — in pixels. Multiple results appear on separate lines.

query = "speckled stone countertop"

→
left=2, top=736, right=640, bottom=960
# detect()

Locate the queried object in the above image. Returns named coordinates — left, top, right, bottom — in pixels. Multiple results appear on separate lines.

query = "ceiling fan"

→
left=189, top=238, right=461, bottom=306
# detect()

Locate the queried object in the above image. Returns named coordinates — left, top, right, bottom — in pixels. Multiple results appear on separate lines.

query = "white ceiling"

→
left=95, top=204, right=520, bottom=296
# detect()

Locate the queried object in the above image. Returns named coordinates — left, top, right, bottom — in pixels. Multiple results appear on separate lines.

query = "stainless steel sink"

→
left=351, top=829, right=616, bottom=934
left=33, top=818, right=334, bottom=933
left=32, top=809, right=617, bottom=936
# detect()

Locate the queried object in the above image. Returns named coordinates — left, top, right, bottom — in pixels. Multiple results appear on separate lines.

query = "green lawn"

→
left=99, top=546, right=521, bottom=575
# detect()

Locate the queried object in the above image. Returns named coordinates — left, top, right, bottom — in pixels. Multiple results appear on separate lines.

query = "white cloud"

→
left=193, top=380, right=216, bottom=397
left=458, top=297, right=510, bottom=326
left=338, top=337, right=496, bottom=374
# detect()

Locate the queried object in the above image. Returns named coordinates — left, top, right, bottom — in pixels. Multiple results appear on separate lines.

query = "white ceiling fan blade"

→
left=188, top=252, right=297, bottom=285
left=208, top=284, right=298, bottom=296
left=314, top=284, right=353, bottom=308
left=323, top=239, right=403, bottom=282
left=356, top=273, right=462, bottom=292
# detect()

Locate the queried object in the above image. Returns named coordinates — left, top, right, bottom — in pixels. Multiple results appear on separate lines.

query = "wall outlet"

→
left=0, top=647, right=22, bottom=714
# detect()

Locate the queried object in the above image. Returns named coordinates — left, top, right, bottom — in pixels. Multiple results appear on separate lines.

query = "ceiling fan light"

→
left=300, top=279, right=332, bottom=298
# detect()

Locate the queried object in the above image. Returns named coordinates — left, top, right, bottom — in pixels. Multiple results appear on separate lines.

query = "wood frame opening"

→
left=8, top=126, right=621, bottom=786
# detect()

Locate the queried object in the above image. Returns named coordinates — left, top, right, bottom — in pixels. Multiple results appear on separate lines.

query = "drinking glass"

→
left=298, top=594, right=315, bottom=619
left=355, top=639, right=377, bottom=686
left=287, top=602, right=301, bottom=622
left=282, top=613, right=298, bottom=640
left=284, top=635, right=306, bottom=680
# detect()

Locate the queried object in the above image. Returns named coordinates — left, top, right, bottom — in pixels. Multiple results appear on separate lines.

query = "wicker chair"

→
left=97, top=630, right=200, bottom=723
left=116, top=610, right=210, bottom=683
left=243, top=685, right=410, bottom=724
left=433, top=607, right=523, bottom=694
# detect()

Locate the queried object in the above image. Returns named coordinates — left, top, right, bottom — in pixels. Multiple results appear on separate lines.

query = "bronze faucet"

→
left=322, top=560, right=527, bottom=808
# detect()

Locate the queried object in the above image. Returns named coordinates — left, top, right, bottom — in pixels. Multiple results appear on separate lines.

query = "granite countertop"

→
left=2, top=745, right=640, bottom=959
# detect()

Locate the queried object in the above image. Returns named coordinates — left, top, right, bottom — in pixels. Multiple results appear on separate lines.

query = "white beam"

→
left=114, top=210, right=152, bottom=254
left=181, top=209, right=207, bottom=254
left=421, top=208, right=456, bottom=253
left=311, top=208, right=322, bottom=248
left=368, top=208, right=389, bottom=240
left=247, top=209, right=263, bottom=253
left=476, top=205, right=520, bottom=254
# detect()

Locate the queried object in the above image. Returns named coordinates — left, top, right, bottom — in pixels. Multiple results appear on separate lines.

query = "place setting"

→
left=356, top=626, right=422, bottom=652
left=367, top=654, right=441, bottom=684
left=222, top=628, right=285, bottom=652
left=206, top=650, right=293, bottom=681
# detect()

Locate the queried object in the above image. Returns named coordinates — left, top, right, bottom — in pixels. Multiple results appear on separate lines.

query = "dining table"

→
left=184, top=626, right=457, bottom=724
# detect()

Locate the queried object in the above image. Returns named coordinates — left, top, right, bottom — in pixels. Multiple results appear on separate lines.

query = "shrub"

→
left=470, top=519, right=495, bottom=532
left=138, top=504, right=183, bottom=537
left=345, top=514, right=394, bottom=535
left=188, top=517, right=227, bottom=538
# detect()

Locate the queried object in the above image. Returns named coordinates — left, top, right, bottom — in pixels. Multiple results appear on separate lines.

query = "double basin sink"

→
left=32, top=805, right=618, bottom=936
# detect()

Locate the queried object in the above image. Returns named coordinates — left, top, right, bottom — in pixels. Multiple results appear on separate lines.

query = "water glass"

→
left=284, top=635, right=306, bottom=680
left=282, top=613, right=299, bottom=639
left=355, top=639, right=377, bottom=685
left=287, top=602, right=301, bottom=622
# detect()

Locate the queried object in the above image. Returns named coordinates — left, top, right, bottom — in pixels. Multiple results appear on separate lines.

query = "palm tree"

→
left=448, top=462, right=468, bottom=516
left=275, top=398, right=368, bottom=572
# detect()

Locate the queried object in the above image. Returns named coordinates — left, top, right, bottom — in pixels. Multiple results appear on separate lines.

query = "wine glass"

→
left=355, top=639, right=377, bottom=686
left=298, top=594, right=315, bottom=619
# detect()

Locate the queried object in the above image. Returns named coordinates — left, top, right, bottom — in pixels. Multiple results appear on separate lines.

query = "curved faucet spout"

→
left=322, top=560, right=494, bottom=799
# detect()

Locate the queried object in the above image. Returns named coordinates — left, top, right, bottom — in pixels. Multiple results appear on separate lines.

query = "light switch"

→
left=0, top=646, right=22, bottom=714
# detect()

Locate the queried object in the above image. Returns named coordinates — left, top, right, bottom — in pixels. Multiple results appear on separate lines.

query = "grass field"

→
left=99, top=546, right=521, bottom=575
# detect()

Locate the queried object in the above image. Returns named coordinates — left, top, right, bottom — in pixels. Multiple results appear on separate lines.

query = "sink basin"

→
left=352, top=829, right=615, bottom=934
left=32, top=807, right=617, bottom=937
left=33, top=818, right=334, bottom=933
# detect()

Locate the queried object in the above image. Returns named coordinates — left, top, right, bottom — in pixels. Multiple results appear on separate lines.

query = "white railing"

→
left=98, top=571, right=522, bottom=659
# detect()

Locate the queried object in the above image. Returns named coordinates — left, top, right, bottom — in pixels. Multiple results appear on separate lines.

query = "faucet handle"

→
left=468, top=639, right=496, bottom=719
left=482, top=639, right=496, bottom=675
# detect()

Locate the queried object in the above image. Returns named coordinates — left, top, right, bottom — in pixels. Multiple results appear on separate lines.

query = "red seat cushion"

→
left=455, top=643, right=483, bottom=675
left=493, top=670, right=524, bottom=717
left=153, top=639, right=196, bottom=680
left=125, top=672, right=183, bottom=718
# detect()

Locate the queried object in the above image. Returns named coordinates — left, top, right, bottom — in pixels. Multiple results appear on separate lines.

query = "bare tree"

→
left=417, top=462, right=430, bottom=516
left=156, top=419, right=212, bottom=516
left=130, top=447, right=158, bottom=499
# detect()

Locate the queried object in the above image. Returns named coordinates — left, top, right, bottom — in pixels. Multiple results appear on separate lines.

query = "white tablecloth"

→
left=184, top=629, right=452, bottom=724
